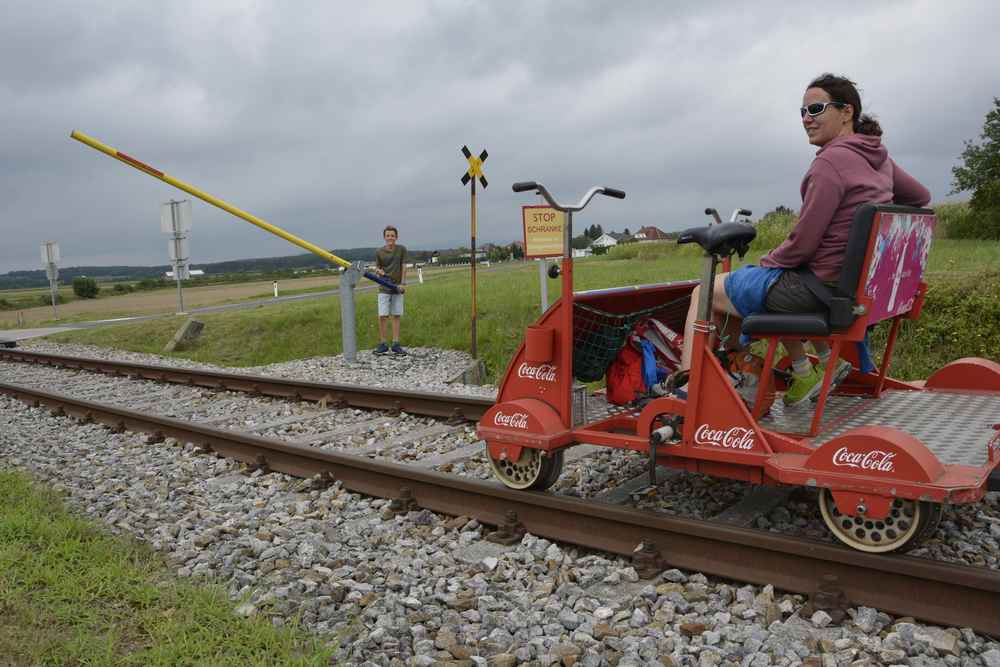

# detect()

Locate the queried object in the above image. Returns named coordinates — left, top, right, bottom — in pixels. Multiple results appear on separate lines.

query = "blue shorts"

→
left=724, top=266, right=784, bottom=318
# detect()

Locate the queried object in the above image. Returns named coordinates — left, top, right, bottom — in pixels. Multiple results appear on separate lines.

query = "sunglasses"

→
left=800, top=101, right=846, bottom=118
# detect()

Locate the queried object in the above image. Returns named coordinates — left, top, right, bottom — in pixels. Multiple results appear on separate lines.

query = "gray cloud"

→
left=1, top=0, right=997, bottom=271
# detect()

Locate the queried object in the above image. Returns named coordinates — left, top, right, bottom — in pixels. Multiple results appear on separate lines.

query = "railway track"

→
left=2, top=347, right=1000, bottom=636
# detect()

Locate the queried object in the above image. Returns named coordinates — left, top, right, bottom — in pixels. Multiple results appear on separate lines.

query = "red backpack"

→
left=606, top=341, right=645, bottom=405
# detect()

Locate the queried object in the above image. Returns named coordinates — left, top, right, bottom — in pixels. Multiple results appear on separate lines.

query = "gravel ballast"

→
left=2, top=342, right=999, bottom=665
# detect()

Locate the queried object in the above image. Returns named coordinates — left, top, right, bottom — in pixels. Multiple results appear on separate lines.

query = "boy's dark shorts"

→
left=763, top=270, right=833, bottom=314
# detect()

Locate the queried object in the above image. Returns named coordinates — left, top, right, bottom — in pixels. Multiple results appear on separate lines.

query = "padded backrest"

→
left=862, top=206, right=936, bottom=324
left=834, top=204, right=879, bottom=299
left=833, top=204, right=935, bottom=325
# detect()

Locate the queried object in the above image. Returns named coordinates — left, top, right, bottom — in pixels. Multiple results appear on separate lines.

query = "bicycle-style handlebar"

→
left=511, top=181, right=626, bottom=212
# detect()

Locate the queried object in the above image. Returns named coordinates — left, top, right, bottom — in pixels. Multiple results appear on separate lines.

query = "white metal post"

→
left=162, top=200, right=192, bottom=315
left=40, top=241, right=60, bottom=320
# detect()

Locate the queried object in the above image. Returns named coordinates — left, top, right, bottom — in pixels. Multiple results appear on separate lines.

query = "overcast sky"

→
left=1, top=1, right=997, bottom=272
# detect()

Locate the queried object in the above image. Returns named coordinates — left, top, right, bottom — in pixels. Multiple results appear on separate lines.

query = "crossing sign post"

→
left=461, top=145, right=487, bottom=358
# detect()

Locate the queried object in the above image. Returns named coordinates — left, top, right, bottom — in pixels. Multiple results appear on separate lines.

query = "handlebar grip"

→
left=602, top=187, right=626, bottom=199
left=363, top=271, right=400, bottom=294
left=704, top=208, right=717, bottom=216
left=739, top=209, right=752, bottom=216
left=512, top=181, right=539, bottom=193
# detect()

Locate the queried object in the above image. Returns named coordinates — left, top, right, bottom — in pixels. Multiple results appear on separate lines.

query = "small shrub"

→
left=750, top=211, right=797, bottom=253
left=72, top=277, right=99, bottom=299
left=112, top=283, right=135, bottom=294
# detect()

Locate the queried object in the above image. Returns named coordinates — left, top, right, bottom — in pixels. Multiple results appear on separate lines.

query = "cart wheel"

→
left=915, top=501, right=943, bottom=544
left=818, top=489, right=930, bottom=553
left=488, top=446, right=564, bottom=491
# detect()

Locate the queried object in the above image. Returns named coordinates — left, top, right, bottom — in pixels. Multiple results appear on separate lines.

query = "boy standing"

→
left=374, top=225, right=407, bottom=355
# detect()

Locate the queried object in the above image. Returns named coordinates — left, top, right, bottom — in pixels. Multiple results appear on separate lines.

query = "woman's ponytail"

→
left=854, top=113, right=883, bottom=136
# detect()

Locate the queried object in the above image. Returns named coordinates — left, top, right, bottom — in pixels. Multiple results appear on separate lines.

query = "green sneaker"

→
left=812, top=359, right=853, bottom=401
left=783, top=365, right=823, bottom=406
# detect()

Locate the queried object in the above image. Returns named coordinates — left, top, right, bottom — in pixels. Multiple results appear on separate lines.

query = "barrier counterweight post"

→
left=340, top=266, right=361, bottom=363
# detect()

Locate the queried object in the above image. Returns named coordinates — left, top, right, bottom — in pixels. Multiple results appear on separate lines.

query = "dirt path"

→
left=0, top=275, right=340, bottom=326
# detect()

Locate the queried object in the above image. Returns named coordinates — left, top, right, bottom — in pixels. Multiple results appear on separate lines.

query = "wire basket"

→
left=572, top=295, right=690, bottom=382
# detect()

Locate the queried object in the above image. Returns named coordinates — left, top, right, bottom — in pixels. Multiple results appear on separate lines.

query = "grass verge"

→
left=0, top=469, right=333, bottom=666
left=46, top=243, right=1000, bottom=383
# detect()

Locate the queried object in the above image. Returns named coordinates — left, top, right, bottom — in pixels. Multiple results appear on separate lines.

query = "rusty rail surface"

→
left=1, top=379, right=998, bottom=635
left=0, top=348, right=493, bottom=421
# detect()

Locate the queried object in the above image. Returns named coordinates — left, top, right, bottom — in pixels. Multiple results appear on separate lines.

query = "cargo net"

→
left=573, top=294, right=690, bottom=382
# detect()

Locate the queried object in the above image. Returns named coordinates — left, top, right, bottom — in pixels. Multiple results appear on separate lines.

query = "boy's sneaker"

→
left=374, top=342, right=389, bottom=355
left=783, top=365, right=823, bottom=406
left=391, top=342, right=407, bottom=356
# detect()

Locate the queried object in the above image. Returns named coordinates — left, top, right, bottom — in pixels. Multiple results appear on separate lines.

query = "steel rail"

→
left=0, top=348, right=492, bottom=421
left=1, top=380, right=998, bottom=635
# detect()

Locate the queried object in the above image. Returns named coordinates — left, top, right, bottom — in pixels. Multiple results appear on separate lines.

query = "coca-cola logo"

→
left=518, top=362, right=557, bottom=383
left=693, top=424, right=755, bottom=450
left=832, top=447, right=896, bottom=473
left=493, top=411, right=529, bottom=429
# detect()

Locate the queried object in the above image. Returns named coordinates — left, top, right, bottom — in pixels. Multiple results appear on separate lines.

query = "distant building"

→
left=165, top=269, right=204, bottom=279
left=609, top=231, right=634, bottom=243
left=572, top=248, right=592, bottom=258
left=591, top=233, right=619, bottom=249
left=633, top=225, right=671, bottom=242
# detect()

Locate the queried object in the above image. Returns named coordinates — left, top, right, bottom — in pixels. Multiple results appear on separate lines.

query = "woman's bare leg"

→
left=680, top=273, right=742, bottom=371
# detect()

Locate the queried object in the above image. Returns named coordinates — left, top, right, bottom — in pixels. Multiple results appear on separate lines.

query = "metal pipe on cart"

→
left=339, top=265, right=361, bottom=363
left=561, top=210, right=574, bottom=428
left=538, top=258, right=548, bottom=313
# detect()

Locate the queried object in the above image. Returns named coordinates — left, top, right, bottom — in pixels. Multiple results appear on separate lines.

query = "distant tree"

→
left=951, top=97, right=1000, bottom=239
left=72, top=276, right=99, bottom=299
left=623, top=227, right=630, bottom=236
left=508, top=243, right=524, bottom=260
left=571, top=234, right=592, bottom=250
left=595, top=223, right=603, bottom=237
left=487, top=246, right=510, bottom=263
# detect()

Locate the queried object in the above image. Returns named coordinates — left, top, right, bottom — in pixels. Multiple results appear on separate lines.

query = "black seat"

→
left=678, top=222, right=756, bottom=258
left=741, top=204, right=880, bottom=336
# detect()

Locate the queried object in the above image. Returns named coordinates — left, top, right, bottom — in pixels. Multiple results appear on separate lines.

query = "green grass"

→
left=0, top=470, right=334, bottom=666
left=45, top=236, right=1000, bottom=383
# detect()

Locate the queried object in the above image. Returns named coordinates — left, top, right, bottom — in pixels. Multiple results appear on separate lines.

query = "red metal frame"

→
left=479, top=207, right=1000, bottom=516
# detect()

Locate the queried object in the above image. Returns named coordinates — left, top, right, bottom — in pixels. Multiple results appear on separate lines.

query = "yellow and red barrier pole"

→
left=70, top=130, right=398, bottom=292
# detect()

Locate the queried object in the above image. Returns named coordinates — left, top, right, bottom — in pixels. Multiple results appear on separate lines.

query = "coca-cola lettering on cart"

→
left=832, top=447, right=896, bottom=473
left=493, top=411, right=529, bottom=429
left=518, top=362, right=557, bottom=383
left=693, top=425, right=755, bottom=450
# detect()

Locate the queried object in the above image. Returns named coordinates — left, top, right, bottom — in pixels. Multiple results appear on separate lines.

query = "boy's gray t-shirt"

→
left=375, top=245, right=406, bottom=294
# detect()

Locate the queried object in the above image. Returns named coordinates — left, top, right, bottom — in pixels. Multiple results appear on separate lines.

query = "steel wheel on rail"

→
left=818, top=489, right=930, bottom=553
left=488, top=447, right=564, bottom=491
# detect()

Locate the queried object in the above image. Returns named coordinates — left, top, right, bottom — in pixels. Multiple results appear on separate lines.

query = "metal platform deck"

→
left=579, top=388, right=1000, bottom=469
left=761, top=389, right=1000, bottom=468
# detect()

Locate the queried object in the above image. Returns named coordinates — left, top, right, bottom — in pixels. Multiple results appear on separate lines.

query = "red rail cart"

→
left=478, top=181, right=1000, bottom=553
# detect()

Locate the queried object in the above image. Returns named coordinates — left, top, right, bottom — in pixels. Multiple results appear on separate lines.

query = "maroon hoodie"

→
left=759, top=134, right=931, bottom=281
